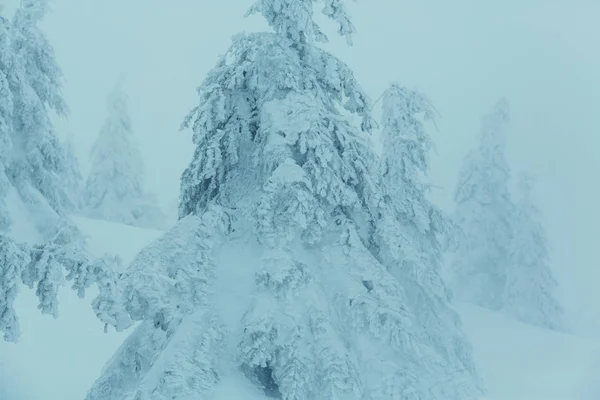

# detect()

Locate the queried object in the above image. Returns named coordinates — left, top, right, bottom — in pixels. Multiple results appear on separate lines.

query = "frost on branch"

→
left=246, top=0, right=356, bottom=45
left=0, top=220, right=123, bottom=342
left=0, top=235, right=30, bottom=342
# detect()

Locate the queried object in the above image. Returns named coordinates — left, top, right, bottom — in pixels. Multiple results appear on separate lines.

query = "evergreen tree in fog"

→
left=84, top=82, right=166, bottom=229
left=504, top=172, right=562, bottom=330
left=450, top=99, right=515, bottom=311
left=87, top=1, right=484, bottom=399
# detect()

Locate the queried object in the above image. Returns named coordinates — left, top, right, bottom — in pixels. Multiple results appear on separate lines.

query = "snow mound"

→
left=1, top=218, right=599, bottom=400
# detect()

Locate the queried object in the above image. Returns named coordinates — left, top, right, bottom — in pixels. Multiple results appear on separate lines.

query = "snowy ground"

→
left=458, top=303, right=600, bottom=400
left=1, top=216, right=599, bottom=399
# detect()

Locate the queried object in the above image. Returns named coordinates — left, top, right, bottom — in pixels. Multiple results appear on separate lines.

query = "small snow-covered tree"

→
left=449, top=98, right=515, bottom=311
left=87, top=1, right=484, bottom=399
left=503, top=172, right=562, bottom=330
left=378, top=84, right=482, bottom=392
left=83, top=83, right=165, bottom=229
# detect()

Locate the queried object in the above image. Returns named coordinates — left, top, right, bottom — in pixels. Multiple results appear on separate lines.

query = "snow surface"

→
left=1, top=217, right=599, bottom=400
left=458, top=303, right=600, bottom=400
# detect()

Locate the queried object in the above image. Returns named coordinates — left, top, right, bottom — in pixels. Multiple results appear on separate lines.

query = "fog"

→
left=5, top=0, right=600, bottom=329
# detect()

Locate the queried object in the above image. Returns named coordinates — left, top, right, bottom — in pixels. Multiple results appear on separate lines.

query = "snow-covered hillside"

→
left=1, top=217, right=598, bottom=400
left=458, top=303, right=600, bottom=400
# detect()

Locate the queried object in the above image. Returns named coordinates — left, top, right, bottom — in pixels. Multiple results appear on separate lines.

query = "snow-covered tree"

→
left=504, top=172, right=562, bottom=330
left=6, top=0, right=76, bottom=221
left=87, top=2, right=483, bottom=399
left=378, top=84, right=482, bottom=393
left=83, top=83, right=165, bottom=229
left=449, top=98, right=515, bottom=311
left=0, top=1, right=118, bottom=343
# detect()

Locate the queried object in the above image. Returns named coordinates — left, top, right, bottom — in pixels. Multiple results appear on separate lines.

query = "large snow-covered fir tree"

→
left=504, top=172, right=562, bottom=330
left=0, top=1, right=118, bottom=344
left=83, top=82, right=166, bottom=229
left=87, top=2, right=483, bottom=399
left=449, top=98, right=515, bottom=311
left=378, top=84, right=481, bottom=394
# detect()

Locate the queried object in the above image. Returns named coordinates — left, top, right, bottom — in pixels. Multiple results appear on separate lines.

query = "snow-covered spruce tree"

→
left=6, top=0, right=77, bottom=223
left=449, top=98, right=515, bottom=311
left=503, top=172, right=562, bottom=330
left=378, top=84, right=482, bottom=393
left=0, top=2, right=121, bottom=343
left=83, top=82, right=166, bottom=229
left=87, top=2, right=483, bottom=399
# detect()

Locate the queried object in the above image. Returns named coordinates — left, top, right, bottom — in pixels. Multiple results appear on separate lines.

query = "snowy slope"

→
left=1, top=218, right=599, bottom=400
left=458, top=303, right=600, bottom=400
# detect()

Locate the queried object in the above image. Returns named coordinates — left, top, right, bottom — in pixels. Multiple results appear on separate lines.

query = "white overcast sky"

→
left=3, top=0, right=600, bottom=327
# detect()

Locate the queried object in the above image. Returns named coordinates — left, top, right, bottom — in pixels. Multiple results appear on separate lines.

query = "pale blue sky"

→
left=4, top=0, right=600, bottom=329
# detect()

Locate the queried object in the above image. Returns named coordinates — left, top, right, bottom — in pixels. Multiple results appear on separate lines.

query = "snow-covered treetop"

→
left=12, top=0, right=49, bottom=27
left=179, top=30, right=376, bottom=220
left=246, top=0, right=356, bottom=45
left=454, top=97, right=511, bottom=207
left=480, top=96, right=509, bottom=151
left=105, top=81, right=131, bottom=124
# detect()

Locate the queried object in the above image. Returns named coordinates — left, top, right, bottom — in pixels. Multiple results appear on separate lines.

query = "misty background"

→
left=3, top=0, right=599, bottom=330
